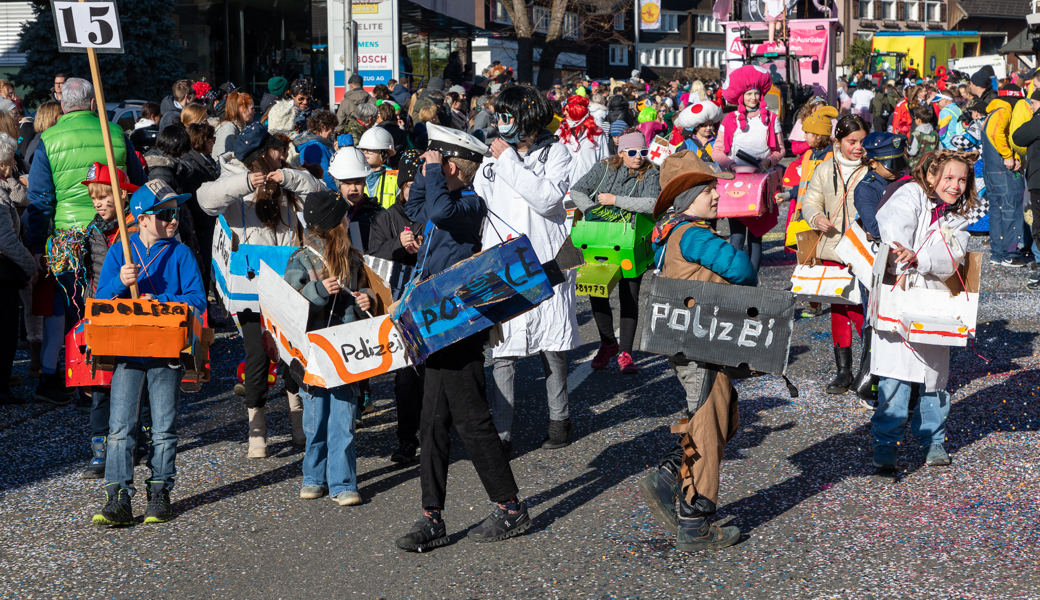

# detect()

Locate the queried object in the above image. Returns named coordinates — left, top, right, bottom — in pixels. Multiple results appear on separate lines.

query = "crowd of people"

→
left=0, top=57, right=1036, bottom=553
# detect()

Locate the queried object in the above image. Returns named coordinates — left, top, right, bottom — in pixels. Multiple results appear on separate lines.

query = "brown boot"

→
left=287, top=392, right=305, bottom=446
left=247, top=406, right=268, bottom=458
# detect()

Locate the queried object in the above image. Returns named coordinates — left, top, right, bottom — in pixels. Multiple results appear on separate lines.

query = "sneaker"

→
left=299, top=485, right=327, bottom=499
left=858, top=398, right=878, bottom=410
left=390, top=442, right=418, bottom=464
left=1028, top=279, right=1040, bottom=292
left=618, top=352, right=638, bottom=375
left=1002, top=256, right=1028, bottom=268
left=81, top=436, right=106, bottom=480
left=468, top=501, right=531, bottom=542
left=396, top=514, right=449, bottom=552
left=675, top=516, right=740, bottom=551
left=800, top=304, right=823, bottom=319
left=872, top=445, right=899, bottom=482
left=637, top=468, right=679, bottom=532
left=590, top=342, right=619, bottom=370
left=924, top=444, right=951, bottom=466
left=233, top=383, right=246, bottom=396
left=8, top=374, right=22, bottom=387
left=93, top=482, right=133, bottom=526
left=332, top=491, right=362, bottom=506
left=144, top=481, right=173, bottom=524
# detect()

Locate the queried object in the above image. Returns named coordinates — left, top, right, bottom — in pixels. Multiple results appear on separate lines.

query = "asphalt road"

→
left=2, top=224, right=1039, bottom=599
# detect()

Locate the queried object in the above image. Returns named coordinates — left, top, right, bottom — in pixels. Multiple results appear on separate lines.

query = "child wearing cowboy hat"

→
left=636, top=149, right=757, bottom=552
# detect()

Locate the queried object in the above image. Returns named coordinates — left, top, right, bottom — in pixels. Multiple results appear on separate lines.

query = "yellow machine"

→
left=872, top=31, right=982, bottom=79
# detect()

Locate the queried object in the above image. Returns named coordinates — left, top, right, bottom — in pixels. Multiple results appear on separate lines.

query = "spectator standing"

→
left=25, top=77, right=146, bottom=404
left=982, top=84, right=1028, bottom=267
left=212, top=91, right=255, bottom=161
left=129, top=101, right=162, bottom=154
left=337, top=74, right=375, bottom=127
left=159, top=80, right=195, bottom=130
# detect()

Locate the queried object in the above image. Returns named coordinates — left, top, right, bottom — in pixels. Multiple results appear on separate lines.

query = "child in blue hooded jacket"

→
left=637, top=150, right=756, bottom=554
left=92, top=180, right=206, bottom=527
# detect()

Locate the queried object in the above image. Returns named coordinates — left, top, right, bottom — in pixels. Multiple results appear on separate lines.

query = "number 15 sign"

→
left=51, top=0, right=124, bottom=54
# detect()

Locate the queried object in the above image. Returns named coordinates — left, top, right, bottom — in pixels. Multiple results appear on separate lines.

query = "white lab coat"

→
left=870, top=182, right=971, bottom=392
left=562, top=132, right=611, bottom=189
left=474, top=140, right=580, bottom=357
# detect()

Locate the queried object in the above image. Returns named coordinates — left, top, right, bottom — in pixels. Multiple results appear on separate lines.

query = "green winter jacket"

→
left=40, top=111, right=128, bottom=231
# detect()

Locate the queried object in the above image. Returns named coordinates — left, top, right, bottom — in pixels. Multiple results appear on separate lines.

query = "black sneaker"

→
left=92, top=482, right=133, bottom=526
left=468, top=502, right=531, bottom=543
left=144, top=481, right=173, bottom=523
left=390, top=442, right=418, bottom=464
left=1002, top=256, right=1028, bottom=268
left=396, top=514, right=449, bottom=552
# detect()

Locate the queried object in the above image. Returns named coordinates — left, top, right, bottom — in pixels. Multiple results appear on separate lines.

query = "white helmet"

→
left=358, top=127, right=396, bottom=155
left=328, top=146, right=371, bottom=180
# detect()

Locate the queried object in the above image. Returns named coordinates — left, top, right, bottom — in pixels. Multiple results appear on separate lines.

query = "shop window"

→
left=642, top=47, right=683, bottom=68
left=614, top=13, right=624, bottom=30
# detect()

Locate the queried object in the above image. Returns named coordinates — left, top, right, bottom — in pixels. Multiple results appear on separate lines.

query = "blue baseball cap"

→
left=129, top=180, right=190, bottom=219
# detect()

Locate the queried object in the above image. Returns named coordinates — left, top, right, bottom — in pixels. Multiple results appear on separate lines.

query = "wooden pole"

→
left=86, top=46, right=138, bottom=299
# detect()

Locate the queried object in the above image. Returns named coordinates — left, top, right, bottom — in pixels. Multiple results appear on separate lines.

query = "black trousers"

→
left=589, top=274, right=643, bottom=354
left=237, top=311, right=269, bottom=409
left=420, top=333, right=518, bottom=510
left=395, top=365, right=424, bottom=446
left=0, top=286, right=18, bottom=393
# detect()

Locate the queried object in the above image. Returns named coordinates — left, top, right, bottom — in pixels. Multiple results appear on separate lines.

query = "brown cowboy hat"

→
left=653, top=149, right=734, bottom=218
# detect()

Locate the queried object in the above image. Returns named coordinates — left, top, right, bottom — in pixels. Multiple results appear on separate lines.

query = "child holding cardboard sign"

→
left=92, top=180, right=206, bottom=526
left=638, top=149, right=756, bottom=552
left=285, top=190, right=375, bottom=506
left=78, top=162, right=151, bottom=480
left=397, top=125, right=530, bottom=552
left=869, top=150, right=977, bottom=479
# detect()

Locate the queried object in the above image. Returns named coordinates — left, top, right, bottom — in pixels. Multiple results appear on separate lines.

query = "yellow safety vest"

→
left=369, top=169, right=399, bottom=209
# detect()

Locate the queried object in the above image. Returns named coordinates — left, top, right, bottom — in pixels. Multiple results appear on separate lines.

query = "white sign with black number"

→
left=51, top=0, right=124, bottom=54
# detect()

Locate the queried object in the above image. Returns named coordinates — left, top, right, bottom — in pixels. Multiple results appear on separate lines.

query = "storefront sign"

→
left=638, top=276, right=796, bottom=376
left=329, top=0, right=399, bottom=105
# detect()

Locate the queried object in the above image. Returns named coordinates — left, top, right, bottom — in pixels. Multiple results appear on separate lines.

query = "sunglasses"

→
left=495, top=112, right=513, bottom=124
left=622, top=149, right=649, bottom=157
left=143, top=207, right=179, bottom=222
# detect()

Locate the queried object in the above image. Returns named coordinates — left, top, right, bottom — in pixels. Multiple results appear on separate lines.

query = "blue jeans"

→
left=985, top=170, right=1025, bottom=261
left=871, top=377, right=951, bottom=450
left=106, top=360, right=183, bottom=495
left=301, top=386, right=358, bottom=495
